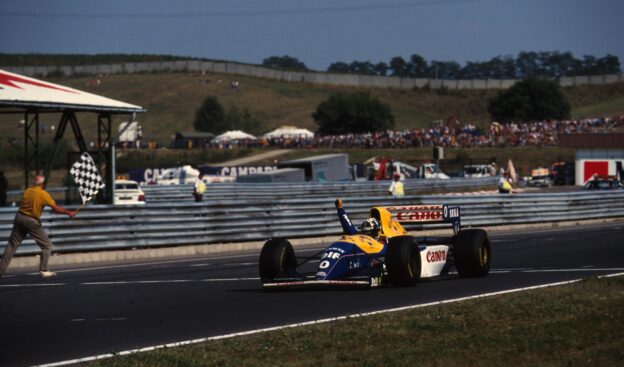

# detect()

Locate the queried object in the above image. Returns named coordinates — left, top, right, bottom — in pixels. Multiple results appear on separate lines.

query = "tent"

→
left=263, top=126, right=314, bottom=139
left=212, top=130, right=257, bottom=143
left=0, top=69, right=144, bottom=200
left=0, top=69, right=143, bottom=112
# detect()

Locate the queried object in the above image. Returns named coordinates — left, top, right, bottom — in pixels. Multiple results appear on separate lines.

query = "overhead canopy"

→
left=0, top=69, right=144, bottom=113
left=263, top=125, right=314, bottom=139
left=212, top=130, right=257, bottom=143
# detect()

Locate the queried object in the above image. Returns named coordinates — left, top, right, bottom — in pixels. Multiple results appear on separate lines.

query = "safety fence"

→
left=141, top=177, right=499, bottom=202
left=4, top=61, right=623, bottom=90
left=1, top=191, right=623, bottom=256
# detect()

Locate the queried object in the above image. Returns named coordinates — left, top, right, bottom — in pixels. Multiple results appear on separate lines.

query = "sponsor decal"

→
left=443, top=206, right=460, bottom=219
left=316, top=272, right=327, bottom=277
left=386, top=205, right=443, bottom=211
left=326, top=247, right=346, bottom=254
left=321, top=251, right=341, bottom=260
left=319, top=260, right=330, bottom=269
left=426, top=250, right=447, bottom=263
left=396, top=211, right=443, bottom=222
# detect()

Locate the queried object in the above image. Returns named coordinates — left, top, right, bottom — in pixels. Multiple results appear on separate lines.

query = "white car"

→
left=114, top=179, right=146, bottom=205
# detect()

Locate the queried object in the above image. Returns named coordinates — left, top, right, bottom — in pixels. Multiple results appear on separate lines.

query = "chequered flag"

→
left=70, top=152, right=105, bottom=204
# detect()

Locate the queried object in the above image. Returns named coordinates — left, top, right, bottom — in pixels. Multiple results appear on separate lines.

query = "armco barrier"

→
left=141, top=178, right=499, bottom=202
left=1, top=191, right=623, bottom=256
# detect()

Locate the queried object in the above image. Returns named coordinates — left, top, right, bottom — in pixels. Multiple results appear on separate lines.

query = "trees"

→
left=325, top=51, right=621, bottom=79
left=312, top=92, right=394, bottom=134
left=194, top=96, right=226, bottom=133
left=262, top=55, right=308, bottom=71
left=194, top=97, right=262, bottom=135
left=224, top=106, right=263, bottom=135
left=487, top=77, right=570, bottom=122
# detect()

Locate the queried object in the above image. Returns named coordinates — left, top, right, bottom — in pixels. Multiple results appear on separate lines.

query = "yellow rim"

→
left=479, top=245, right=488, bottom=266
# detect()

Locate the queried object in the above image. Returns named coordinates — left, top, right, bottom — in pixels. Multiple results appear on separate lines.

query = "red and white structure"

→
left=559, top=134, right=624, bottom=185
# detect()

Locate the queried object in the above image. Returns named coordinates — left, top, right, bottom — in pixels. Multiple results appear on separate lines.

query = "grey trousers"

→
left=0, top=212, right=54, bottom=275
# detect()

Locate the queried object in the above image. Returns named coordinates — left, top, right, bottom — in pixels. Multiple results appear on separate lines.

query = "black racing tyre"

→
left=259, top=238, right=297, bottom=282
left=454, top=229, right=491, bottom=277
left=385, top=235, right=421, bottom=286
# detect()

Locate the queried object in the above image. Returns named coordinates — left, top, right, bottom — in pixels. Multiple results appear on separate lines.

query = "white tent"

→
left=212, top=130, right=257, bottom=143
left=263, top=126, right=314, bottom=139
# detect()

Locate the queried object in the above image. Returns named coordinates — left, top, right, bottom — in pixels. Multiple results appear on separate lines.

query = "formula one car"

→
left=259, top=200, right=491, bottom=289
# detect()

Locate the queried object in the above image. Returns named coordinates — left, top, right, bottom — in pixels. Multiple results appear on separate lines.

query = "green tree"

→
left=193, top=96, right=226, bottom=133
left=225, top=106, right=263, bottom=135
left=262, top=55, right=308, bottom=71
left=488, top=77, right=571, bottom=122
left=312, top=92, right=395, bottom=134
left=389, top=56, right=409, bottom=77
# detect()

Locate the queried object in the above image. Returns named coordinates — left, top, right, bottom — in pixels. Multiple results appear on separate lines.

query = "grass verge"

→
left=90, top=276, right=624, bottom=367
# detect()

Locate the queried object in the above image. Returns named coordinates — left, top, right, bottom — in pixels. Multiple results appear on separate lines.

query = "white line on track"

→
left=3, top=268, right=624, bottom=288
left=39, top=272, right=624, bottom=367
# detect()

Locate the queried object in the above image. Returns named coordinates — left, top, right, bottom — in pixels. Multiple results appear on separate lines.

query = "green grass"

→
left=88, top=276, right=624, bottom=367
left=0, top=72, right=623, bottom=146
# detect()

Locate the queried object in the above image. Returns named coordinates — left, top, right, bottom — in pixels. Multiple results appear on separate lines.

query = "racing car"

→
left=259, top=199, right=491, bottom=289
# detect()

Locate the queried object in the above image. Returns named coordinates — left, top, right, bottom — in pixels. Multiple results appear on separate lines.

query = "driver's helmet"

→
left=360, top=218, right=381, bottom=238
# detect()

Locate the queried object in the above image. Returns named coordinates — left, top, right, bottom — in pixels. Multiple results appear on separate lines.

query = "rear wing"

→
left=384, top=205, right=461, bottom=234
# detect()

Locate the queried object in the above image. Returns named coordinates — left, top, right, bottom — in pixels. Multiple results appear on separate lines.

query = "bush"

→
left=488, top=77, right=570, bottom=122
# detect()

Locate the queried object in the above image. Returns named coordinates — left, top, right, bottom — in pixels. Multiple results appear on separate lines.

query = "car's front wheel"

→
left=454, top=229, right=491, bottom=277
left=259, top=238, right=297, bottom=282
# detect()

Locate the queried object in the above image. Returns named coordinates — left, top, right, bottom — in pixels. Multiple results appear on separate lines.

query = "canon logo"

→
left=426, top=250, right=446, bottom=263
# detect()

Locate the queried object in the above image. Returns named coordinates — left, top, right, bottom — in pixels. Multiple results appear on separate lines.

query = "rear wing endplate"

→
left=384, top=205, right=461, bottom=234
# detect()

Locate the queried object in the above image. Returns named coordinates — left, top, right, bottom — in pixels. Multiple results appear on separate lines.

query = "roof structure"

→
left=0, top=69, right=144, bottom=113
left=212, top=130, right=257, bottom=142
left=263, top=125, right=314, bottom=139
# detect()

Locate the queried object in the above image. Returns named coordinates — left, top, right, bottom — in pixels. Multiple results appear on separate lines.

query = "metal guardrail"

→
left=1, top=190, right=623, bottom=256
left=141, top=178, right=499, bottom=202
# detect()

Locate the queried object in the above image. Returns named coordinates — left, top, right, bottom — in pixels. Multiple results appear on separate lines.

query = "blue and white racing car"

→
left=259, top=199, right=491, bottom=289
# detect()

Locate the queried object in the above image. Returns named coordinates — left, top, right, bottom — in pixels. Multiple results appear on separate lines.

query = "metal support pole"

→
left=24, top=112, right=40, bottom=188
left=98, top=113, right=113, bottom=204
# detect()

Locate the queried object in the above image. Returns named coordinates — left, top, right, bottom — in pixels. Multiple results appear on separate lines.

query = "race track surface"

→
left=1, top=222, right=623, bottom=366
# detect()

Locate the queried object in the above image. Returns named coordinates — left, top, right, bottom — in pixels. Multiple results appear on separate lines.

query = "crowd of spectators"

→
left=173, top=115, right=624, bottom=150
left=255, top=115, right=624, bottom=149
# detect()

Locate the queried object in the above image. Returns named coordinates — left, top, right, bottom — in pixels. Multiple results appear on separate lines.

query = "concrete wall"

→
left=3, top=60, right=623, bottom=90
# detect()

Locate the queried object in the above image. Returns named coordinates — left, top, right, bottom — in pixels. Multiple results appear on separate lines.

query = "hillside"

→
left=1, top=71, right=624, bottom=145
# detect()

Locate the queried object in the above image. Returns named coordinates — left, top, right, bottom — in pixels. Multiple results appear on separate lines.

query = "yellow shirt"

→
left=18, top=186, right=56, bottom=219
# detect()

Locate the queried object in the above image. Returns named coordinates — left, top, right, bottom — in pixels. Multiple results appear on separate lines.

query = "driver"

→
left=335, top=198, right=382, bottom=240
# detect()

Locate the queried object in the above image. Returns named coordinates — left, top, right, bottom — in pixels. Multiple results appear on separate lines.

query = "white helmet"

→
left=360, top=218, right=381, bottom=237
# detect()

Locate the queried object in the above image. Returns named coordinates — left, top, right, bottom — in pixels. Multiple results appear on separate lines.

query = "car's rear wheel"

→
left=454, top=229, right=491, bottom=277
left=386, top=235, right=421, bottom=286
left=259, top=238, right=297, bottom=282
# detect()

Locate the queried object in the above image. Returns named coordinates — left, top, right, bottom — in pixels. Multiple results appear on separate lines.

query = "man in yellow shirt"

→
left=388, top=173, right=405, bottom=197
left=0, top=175, right=76, bottom=278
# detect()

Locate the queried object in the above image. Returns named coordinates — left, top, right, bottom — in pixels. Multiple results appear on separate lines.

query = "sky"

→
left=1, top=0, right=623, bottom=71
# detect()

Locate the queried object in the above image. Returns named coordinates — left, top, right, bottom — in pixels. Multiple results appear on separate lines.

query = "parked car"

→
left=527, top=168, right=552, bottom=187
left=114, top=179, right=146, bottom=205
left=583, top=176, right=623, bottom=190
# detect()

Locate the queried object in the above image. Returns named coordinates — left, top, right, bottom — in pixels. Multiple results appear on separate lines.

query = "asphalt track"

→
left=1, top=222, right=623, bottom=367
